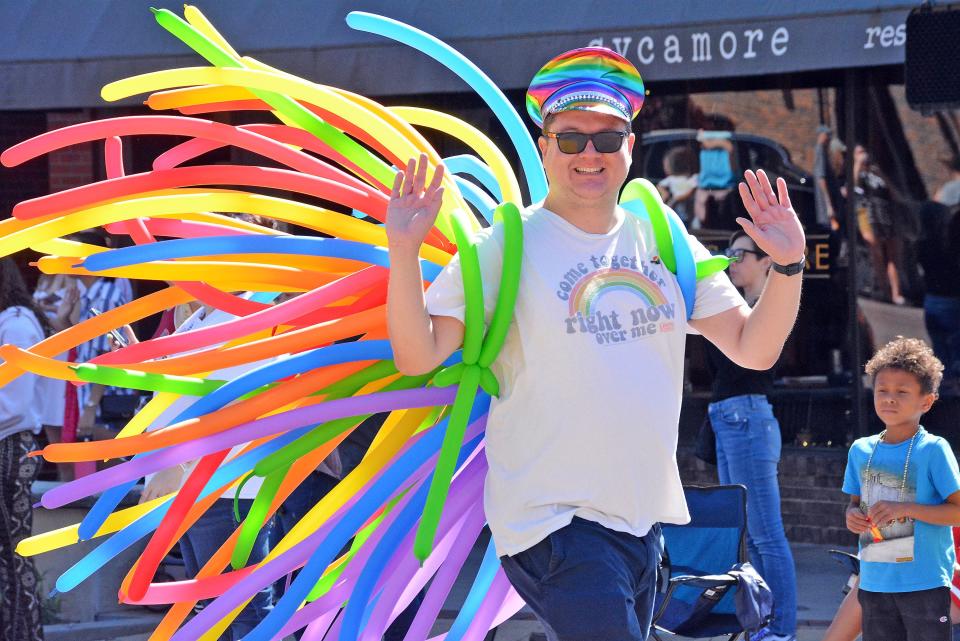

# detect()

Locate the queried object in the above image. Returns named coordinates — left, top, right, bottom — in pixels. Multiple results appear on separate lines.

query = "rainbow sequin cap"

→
left=526, top=47, right=645, bottom=129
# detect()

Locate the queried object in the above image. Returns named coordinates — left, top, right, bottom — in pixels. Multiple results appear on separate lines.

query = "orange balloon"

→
left=0, top=287, right=194, bottom=388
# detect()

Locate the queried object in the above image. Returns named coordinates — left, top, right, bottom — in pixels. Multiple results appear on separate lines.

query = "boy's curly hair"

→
left=865, top=336, right=944, bottom=395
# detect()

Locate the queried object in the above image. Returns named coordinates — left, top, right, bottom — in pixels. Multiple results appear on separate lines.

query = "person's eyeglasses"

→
left=542, top=130, right=628, bottom=154
left=724, top=247, right=764, bottom=263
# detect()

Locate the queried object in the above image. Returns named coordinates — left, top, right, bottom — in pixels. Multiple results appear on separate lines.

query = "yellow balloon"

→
left=0, top=190, right=276, bottom=259
left=391, top=106, right=523, bottom=207
left=248, top=57, right=474, bottom=240
left=136, top=64, right=472, bottom=243
left=0, top=287, right=195, bottom=388
left=17, top=495, right=171, bottom=557
left=182, top=4, right=241, bottom=59
left=113, top=391, right=179, bottom=440
left=30, top=237, right=108, bottom=258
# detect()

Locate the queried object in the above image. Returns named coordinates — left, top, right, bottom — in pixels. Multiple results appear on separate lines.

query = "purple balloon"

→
left=360, top=455, right=487, bottom=641
left=401, top=504, right=487, bottom=641
left=42, top=386, right=457, bottom=508
left=300, top=610, right=338, bottom=641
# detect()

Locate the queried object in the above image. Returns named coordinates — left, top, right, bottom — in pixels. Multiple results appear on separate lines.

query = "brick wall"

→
left=678, top=445, right=857, bottom=546
left=46, top=110, right=95, bottom=193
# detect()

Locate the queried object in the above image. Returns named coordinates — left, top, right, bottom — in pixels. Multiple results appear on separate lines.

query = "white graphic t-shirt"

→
left=426, top=204, right=745, bottom=556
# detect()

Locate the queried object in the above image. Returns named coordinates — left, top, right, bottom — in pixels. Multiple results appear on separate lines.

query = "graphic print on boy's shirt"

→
left=860, top=463, right=917, bottom=563
left=554, top=252, right=677, bottom=346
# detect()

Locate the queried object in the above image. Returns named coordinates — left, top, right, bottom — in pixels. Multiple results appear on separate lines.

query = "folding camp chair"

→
left=828, top=549, right=860, bottom=595
left=651, top=484, right=770, bottom=641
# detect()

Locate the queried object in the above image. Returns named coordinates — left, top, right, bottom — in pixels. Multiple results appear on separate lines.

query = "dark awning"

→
left=0, top=0, right=914, bottom=110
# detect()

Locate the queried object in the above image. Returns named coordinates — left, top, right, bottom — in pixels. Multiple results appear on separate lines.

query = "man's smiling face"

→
left=537, top=110, right=635, bottom=208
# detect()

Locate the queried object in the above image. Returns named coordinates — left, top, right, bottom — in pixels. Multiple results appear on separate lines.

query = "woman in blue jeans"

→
left=707, top=231, right=797, bottom=641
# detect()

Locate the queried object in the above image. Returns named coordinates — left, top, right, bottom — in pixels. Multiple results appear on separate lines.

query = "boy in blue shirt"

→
left=843, top=337, right=960, bottom=641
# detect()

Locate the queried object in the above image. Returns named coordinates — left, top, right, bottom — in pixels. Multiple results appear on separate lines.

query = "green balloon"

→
left=696, top=255, right=735, bottom=280
left=477, top=202, right=523, bottom=368
left=478, top=367, right=500, bottom=398
left=232, top=465, right=286, bottom=570
left=71, top=363, right=223, bottom=395
left=432, top=362, right=464, bottom=388
left=620, top=179, right=677, bottom=274
left=449, top=209, right=485, bottom=365
left=413, top=363, right=481, bottom=562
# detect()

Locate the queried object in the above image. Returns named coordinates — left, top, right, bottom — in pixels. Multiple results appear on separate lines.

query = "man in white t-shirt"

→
left=386, top=48, right=805, bottom=641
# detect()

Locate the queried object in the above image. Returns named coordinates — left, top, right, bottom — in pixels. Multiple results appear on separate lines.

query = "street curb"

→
left=44, top=614, right=163, bottom=641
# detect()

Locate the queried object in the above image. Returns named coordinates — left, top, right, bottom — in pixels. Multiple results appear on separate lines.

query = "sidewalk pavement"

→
left=46, top=540, right=854, bottom=641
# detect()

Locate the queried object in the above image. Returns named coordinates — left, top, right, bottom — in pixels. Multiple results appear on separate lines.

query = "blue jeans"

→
left=500, top=518, right=663, bottom=641
left=925, top=295, right=960, bottom=382
left=179, top=499, right=274, bottom=641
left=709, top=394, right=797, bottom=637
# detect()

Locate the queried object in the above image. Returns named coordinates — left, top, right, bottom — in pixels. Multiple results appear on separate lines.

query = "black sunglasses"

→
left=724, top=247, right=765, bottom=263
left=542, top=130, right=628, bottom=154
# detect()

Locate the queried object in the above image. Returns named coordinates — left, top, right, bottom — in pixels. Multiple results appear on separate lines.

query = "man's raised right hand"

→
left=385, top=153, right=445, bottom=253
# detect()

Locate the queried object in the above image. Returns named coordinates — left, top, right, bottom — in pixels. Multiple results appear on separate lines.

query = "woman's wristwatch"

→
left=771, top=258, right=805, bottom=276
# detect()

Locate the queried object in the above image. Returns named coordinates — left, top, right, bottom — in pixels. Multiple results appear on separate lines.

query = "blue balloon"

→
left=81, top=235, right=443, bottom=281
left=620, top=200, right=697, bottom=320
left=454, top=176, right=496, bottom=226
left=338, top=433, right=483, bottom=641
left=663, top=205, right=697, bottom=321
left=445, top=535, right=501, bottom=641
left=443, top=155, right=503, bottom=202
left=346, top=12, right=546, bottom=203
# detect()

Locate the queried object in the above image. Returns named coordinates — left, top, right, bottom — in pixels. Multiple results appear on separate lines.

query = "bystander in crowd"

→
left=0, top=258, right=51, bottom=641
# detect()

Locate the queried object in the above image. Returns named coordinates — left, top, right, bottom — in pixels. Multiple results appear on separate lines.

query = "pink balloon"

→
left=93, top=265, right=386, bottom=365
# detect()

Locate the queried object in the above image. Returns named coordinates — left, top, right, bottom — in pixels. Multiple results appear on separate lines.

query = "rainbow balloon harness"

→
left=1, top=8, right=729, bottom=641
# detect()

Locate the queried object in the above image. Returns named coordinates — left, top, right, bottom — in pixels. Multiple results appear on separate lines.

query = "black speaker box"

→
left=906, top=5, right=960, bottom=113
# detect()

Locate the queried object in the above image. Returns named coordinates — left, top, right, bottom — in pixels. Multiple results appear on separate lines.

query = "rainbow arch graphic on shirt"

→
left=568, top=267, right=668, bottom=317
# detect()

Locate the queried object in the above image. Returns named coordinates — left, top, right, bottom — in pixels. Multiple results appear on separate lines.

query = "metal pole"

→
left=844, top=69, right=867, bottom=439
